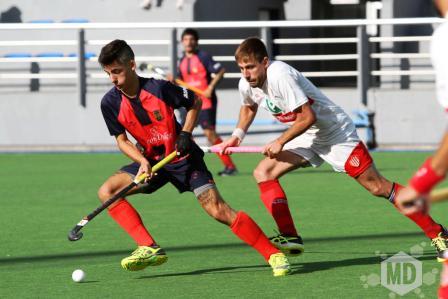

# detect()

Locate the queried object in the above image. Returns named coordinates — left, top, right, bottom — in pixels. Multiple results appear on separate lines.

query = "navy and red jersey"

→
left=177, top=49, right=223, bottom=110
left=101, top=77, right=195, bottom=161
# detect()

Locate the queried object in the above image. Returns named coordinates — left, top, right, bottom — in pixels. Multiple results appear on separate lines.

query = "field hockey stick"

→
left=68, top=151, right=177, bottom=242
left=200, top=146, right=263, bottom=153
left=141, top=63, right=207, bottom=97
left=174, top=79, right=206, bottom=97
left=430, top=187, right=448, bottom=203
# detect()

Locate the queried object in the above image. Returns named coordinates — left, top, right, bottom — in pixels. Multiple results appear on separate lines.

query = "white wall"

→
left=0, top=85, right=445, bottom=149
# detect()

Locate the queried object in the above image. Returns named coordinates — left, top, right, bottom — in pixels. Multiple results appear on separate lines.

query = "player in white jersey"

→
left=220, top=37, right=447, bottom=261
left=395, top=1, right=448, bottom=297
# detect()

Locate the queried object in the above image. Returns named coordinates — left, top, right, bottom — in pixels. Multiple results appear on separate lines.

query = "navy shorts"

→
left=120, top=146, right=215, bottom=196
left=198, top=107, right=216, bottom=130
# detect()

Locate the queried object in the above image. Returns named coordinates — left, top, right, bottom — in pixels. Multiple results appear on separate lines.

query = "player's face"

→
left=182, top=35, right=198, bottom=53
left=103, top=60, right=136, bottom=91
left=237, top=56, right=269, bottom=88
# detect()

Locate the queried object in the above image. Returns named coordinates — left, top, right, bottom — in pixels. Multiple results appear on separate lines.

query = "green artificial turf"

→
left=0, top=152, right=447, bottom=298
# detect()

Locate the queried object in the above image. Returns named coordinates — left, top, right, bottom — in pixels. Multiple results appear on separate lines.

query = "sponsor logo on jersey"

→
left=152, top=110, right=163, bottom=121
left=146, top=127, right=173, bottom=145
left=265, top=97, right=282, bottom=114
left=182, top=87, right=189, bottom=99
left=349, top=156, right=360, bottom=167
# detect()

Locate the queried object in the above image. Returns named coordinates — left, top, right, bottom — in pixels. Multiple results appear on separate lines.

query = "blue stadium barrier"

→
left=4, top=52, right=32, bottom=58
left=61, top=18, right=89, bottom=23
left=352, top=109, right=377, bottom=149
left=35, top=52, right=64, bottom=58
left=28, top=19, right=55, bottom=23
left=67, top=52, right=96, bottom=59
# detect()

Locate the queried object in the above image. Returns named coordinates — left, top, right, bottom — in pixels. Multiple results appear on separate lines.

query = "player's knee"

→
left=253, top=166, right=272, bottom=182
left=97, top=184, right=113, bottom=202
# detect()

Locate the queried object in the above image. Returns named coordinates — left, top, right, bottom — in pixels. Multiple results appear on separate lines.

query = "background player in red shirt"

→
left=97, top=39, right=290, bottom=277
left=177, top=28, right=238, bottom=176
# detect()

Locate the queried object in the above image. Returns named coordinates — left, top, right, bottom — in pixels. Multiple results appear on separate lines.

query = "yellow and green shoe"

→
left=269, top=233, right=304, bottom=257
left=268, top=252, right=291, bottom=277
left=121, top=245, right=168, bottom=271
left=432, top=231, right=448, bottom=262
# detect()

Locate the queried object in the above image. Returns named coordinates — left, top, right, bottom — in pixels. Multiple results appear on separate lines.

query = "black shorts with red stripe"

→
left=120, top=145, right=215, bottom=196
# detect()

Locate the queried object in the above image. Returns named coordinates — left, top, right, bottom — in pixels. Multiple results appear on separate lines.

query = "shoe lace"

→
left=269, top=230, right=284, bottom=241
left=131, top=246, right=148, bottom=257
left=432, top=236, right=447, bottom=252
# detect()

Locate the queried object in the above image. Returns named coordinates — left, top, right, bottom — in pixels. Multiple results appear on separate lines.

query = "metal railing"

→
left=0, top=17, right=445, bottom=107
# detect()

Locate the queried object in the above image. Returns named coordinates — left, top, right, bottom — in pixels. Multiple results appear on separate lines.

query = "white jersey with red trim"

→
left=431, top=19, right=448, bottom=112
left=238, top=60, right=357, bottom=144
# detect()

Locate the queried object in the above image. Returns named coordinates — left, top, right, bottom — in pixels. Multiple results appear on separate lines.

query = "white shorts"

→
left=431, top=21, right=448, bottom=112
left=283, top=131, right=373, bottom=178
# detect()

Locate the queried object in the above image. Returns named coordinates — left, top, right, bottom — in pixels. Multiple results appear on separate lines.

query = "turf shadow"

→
left=0, top=231, right=426, bottom=266
left=294, top=253, right=436, bottom=275
left=136, top=263, right=301, bottom=279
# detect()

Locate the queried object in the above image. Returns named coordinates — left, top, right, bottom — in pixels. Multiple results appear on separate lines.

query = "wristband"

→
left=409, top=158, right=446, bottom=194
left=232, top=128, right=246, bottom=141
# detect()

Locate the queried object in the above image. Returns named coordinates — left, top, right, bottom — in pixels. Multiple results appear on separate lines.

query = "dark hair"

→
left=181, top=28, right=199, bottom=41
left=98, top=39, right=135, bottom=66
left=235, top=37, right=268, bottom=63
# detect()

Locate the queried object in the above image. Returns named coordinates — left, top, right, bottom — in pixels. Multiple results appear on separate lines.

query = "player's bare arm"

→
left=182, top=94, right=202, bottom=133
left=221, top=103, right=258, bottom=154
left=203, top=68, right=225, bottom=98
left=115, top=133, right=152, bottom=180
left=263, top=102, right=316, bottom=158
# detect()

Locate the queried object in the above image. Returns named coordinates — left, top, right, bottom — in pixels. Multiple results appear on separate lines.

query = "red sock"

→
left=439, top=262, right=448, bottom=299
left=258, top=180, right=298, bottom=236
left=439, top=285, right=448, bottom=299
left=108, top=200, right=155, bottom=246
left=230, top=211, right=280, bottom=261
left=392, top=183, right=442, bottom=239
left=213, top=138, right=236, bottom=169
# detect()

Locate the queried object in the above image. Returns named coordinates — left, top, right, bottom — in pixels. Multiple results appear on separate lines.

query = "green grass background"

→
left=0, top=152, right=447, bottom=298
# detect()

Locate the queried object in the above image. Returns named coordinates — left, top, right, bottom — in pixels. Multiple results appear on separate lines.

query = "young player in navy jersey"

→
left=97, top=39, right=290, bottom=276
left=176, top=28, right=238, bottom=176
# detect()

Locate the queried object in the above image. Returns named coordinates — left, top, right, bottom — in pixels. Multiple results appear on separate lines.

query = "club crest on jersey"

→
left=265, top=97, right=282, bottom=114
left=152, top=110, right=163, bottom=121
left=349, top=156, right=360, bottom=167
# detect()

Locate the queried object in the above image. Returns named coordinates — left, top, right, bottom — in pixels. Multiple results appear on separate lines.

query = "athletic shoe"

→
left=218, top=167, right=238, bottom=176
left=431, top=230, right=448, bottom=262
left=270, top=233, right=304, bottom=257
left=121, top=245, right=168, bottom=271
left=268, top=252, right=291, bottom=277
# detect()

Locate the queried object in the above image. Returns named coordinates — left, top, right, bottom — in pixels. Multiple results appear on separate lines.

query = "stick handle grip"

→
left=134, top=151, right=178, bottom=184
left=175, top=79, right=206, bottom=96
